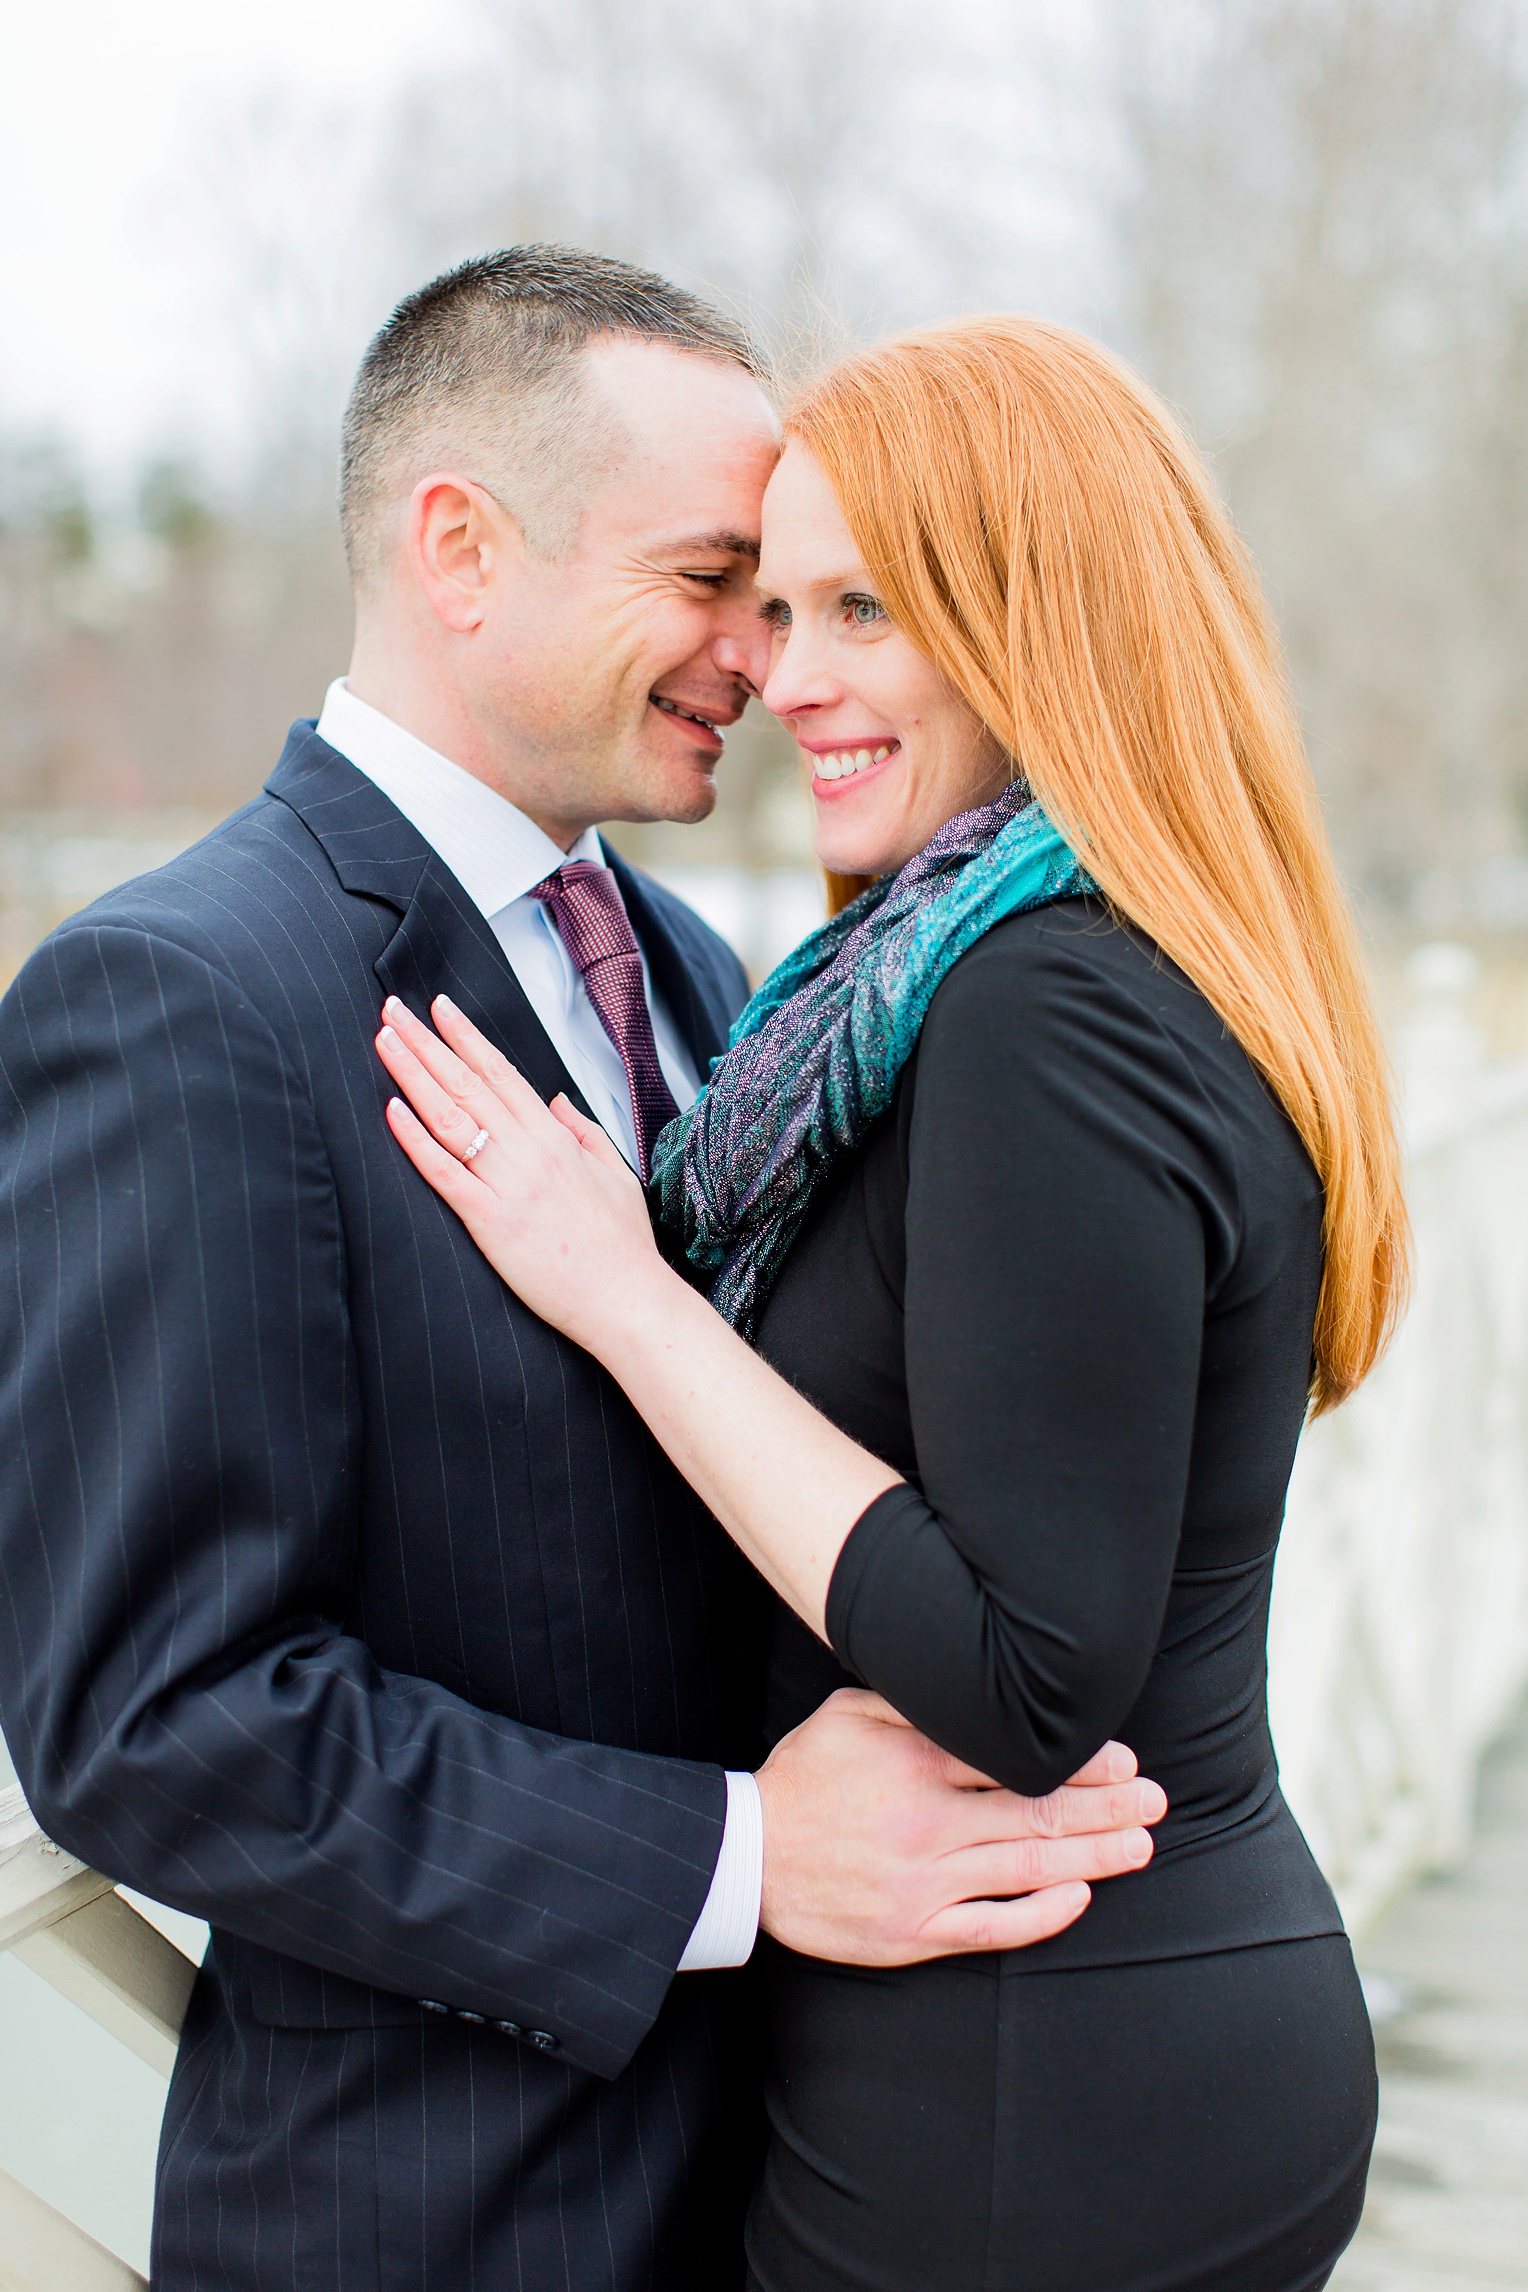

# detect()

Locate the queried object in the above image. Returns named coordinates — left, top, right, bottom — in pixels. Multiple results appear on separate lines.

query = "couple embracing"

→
left=0, top=246, right=1403, bottom=2291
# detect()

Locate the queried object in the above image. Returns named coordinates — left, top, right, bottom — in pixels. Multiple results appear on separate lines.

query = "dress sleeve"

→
left=823, top=915, right=1238, bottom=1797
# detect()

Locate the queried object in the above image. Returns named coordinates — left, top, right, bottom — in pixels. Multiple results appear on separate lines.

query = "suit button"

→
left=527, top=2029, right=559, bottom=2052
left=419, top=2000, right=449, bottom=2015
left=455, top=2010, right=487, bottom=2025
left=493, top=2020, right=523, bottom=2038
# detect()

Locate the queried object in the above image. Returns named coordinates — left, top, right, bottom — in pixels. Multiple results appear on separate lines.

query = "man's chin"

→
left=600, top=757, right=721, bottom=828
left=662, top=777, right=721, bottom=827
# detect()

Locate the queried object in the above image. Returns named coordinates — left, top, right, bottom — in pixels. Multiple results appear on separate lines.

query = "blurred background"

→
left=1, top=1, right=1527, bottom=2285
left=6, top=0, right=1528, bottom=998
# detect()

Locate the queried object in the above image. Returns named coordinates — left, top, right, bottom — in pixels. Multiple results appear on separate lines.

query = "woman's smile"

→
left=758, top=446, right=1010, bottom=876
left=803, top=737, right=900, bottom=794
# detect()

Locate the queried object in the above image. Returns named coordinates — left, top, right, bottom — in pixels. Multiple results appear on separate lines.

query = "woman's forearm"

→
left=595, top=1265, right=902, bottom=1639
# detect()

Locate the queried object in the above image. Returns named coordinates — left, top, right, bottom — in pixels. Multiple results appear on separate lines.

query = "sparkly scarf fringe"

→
left=649, top=781, right=1094, bottom=1337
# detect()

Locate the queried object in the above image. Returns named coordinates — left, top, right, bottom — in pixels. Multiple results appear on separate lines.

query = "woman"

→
left=375, top=317, right=1405, bottom=2291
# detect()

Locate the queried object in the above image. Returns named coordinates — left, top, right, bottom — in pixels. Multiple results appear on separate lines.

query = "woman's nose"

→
left=761, top=629, right=841, bottom=723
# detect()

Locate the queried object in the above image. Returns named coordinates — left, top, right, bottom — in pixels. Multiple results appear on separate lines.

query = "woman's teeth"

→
left=814, top=744, right=892, bottom=782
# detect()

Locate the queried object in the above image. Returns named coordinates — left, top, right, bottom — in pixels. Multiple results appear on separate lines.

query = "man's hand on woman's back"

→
left=756, top=1688, right=1165, bottom=1964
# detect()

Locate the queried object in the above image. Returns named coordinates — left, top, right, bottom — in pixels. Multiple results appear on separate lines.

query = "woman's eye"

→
left=844, top=594, right=886, bottom=627
left=759, top=597, right=792, bottom=628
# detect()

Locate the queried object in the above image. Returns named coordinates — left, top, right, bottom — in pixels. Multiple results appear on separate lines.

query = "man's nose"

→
left=713, top=613, right=773, bottom=698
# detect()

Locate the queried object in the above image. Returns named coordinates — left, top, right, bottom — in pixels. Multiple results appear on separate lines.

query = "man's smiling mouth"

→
left=651, top=695, right=720, bottom=733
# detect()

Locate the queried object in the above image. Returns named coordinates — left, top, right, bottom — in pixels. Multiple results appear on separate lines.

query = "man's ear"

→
left=408, top=473, right=527, bottom=634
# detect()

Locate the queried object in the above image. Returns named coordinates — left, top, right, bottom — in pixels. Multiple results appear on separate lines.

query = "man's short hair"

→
left=340, top=244, right=767, bottom=583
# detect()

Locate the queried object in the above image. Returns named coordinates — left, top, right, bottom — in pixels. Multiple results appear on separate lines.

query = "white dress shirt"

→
left=316, top=678, right=701, bottom=1169
left=315, top=679, right=762, bottom=1971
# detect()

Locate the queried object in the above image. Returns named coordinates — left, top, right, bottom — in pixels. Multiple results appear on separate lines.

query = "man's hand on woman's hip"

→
left=756, top=1688, right=1165, bottom=1963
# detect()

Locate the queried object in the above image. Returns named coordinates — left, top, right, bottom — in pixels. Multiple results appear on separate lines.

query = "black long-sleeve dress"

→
left=744, top=896, right=1377, bottom=2292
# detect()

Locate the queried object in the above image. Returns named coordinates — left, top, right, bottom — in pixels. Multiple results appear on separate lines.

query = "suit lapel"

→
left=265, top=723, right=595, bottom=1117
left=370, top=861, right=599, bottom=1117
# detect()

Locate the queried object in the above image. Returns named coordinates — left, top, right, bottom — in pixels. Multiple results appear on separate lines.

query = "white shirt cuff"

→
left=677, top=1770, right=763, bottom=1971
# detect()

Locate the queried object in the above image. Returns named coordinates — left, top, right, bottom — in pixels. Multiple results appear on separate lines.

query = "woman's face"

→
left=757, top=444, right=1010, bottom=879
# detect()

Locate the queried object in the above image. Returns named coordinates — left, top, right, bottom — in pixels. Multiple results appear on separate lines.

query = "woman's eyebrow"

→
left=754, top=565, right=874, bottom=592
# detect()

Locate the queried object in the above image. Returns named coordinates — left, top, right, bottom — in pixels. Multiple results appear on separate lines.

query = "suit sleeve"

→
left=0, top=922, right=724, bottom=2080
left=824, top=928, right=1236, bottom=1798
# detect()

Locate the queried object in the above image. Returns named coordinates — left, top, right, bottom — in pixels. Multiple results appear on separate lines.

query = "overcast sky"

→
left=0, top=0, right=484, bottom=482
left=0, top=0, right=1109, bottom=501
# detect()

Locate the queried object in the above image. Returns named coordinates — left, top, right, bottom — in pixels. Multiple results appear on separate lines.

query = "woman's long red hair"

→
left=790, top=318, right=1407, bottom=1410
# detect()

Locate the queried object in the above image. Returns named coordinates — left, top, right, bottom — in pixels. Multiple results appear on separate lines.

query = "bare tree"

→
left=341, top=0, right=1098, bottom=361
left=20, top=0, right=1528, bottom=940
left=1108, top=0, right=1528, bottom=918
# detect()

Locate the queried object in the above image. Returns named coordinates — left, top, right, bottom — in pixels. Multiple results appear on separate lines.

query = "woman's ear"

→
left=408, top=472, right=527, bottom=634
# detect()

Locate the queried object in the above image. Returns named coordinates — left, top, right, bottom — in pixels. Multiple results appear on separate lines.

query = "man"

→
left=0, top=248, right=1161, bottom=2288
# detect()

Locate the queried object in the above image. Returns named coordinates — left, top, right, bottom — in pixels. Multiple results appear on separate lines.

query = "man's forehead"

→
left=578, top=340, right=777, bottom=550
left=584, top=338, right=779, bottom=457
left=593, top=455, right=770, bottom=550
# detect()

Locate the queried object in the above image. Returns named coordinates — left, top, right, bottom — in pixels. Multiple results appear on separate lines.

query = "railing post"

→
left=11, top=1889, right=196, bottom=2078
left=0, top=2165, right=146, bottom=2292
left=1, top=1787, right=196, bottom=2075
left=1, top=1782, right=195, bottom=2278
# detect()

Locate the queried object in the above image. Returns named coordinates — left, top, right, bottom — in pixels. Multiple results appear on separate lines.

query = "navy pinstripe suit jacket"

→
left=0, top=724, right=767, bottom=2289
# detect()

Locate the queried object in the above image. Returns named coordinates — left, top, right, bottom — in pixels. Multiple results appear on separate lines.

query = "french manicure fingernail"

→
left=434, top=993, right=459, bottom=1016
left=378, top=1025, right=400, bottom=1050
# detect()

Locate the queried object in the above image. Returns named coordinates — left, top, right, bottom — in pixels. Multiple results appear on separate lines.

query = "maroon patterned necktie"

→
left=529, top=860, right=680, bottom=1178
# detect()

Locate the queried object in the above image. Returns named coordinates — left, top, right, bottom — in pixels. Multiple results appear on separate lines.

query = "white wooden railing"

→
left=0, top=1786, right=196, bottom=2289
left=1269, top=943, right=1528, bottom=1932
left=3, top=940, right=1528, bottom=2285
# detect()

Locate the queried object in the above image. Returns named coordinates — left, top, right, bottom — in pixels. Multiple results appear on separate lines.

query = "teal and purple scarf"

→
left=649, top=780, right=1094, bottom=1337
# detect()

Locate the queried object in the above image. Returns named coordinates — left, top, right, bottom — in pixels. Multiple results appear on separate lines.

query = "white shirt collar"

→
left=314, top=678, right=604, bottom=919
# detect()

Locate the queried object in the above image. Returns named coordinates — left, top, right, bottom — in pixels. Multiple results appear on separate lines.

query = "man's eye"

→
left=684, top=572, right=728, bottom=590
left=759, top=597, right=792, bottom=628
left=844, top=594, right=886, bottom=627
